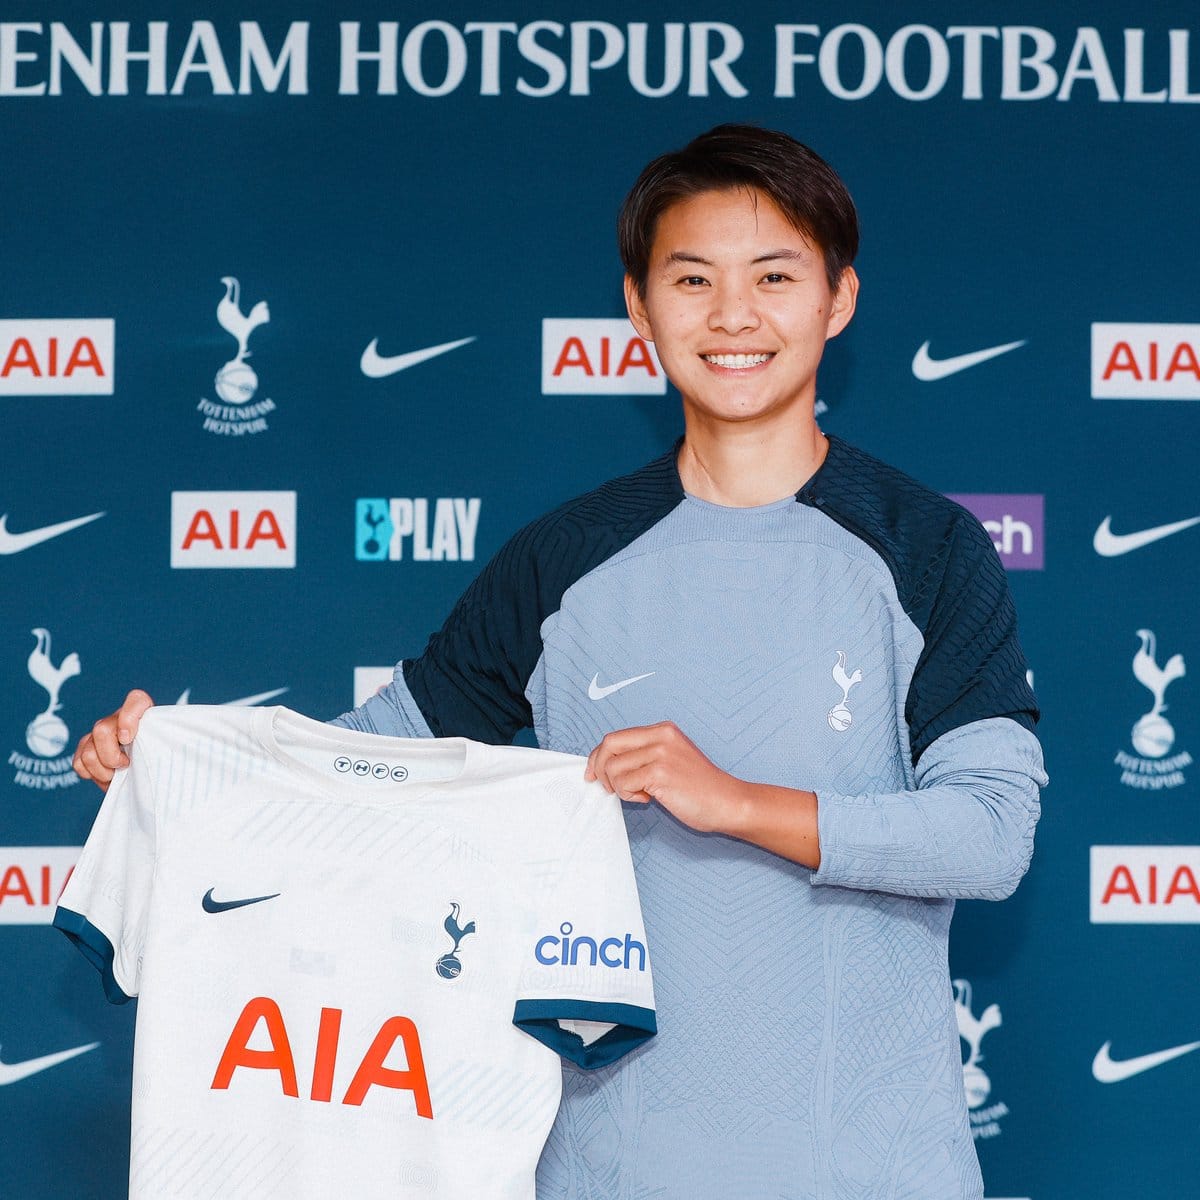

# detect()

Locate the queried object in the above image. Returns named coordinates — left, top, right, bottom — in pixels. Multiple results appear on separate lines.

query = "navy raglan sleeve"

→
left=813, top=506, right=1047, bottom=901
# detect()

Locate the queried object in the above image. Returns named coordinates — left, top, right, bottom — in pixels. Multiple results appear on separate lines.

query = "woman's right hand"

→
left=72, top=689, right=155, bottom=790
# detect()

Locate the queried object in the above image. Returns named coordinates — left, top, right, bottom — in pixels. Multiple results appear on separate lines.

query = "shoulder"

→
left=807, top=435, right=999, bottom=617
left=477, top=445, right=685, bottom=599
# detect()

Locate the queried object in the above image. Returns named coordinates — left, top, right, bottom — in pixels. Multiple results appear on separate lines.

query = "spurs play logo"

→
left=196, top=276, right=278, bottom=436
left=1115, top=629, right=1190, bottom=790
left=9, top=628, right=81, bottom=790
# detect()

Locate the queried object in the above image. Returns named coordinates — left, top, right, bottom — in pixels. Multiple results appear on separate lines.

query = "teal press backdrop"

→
left=2, top=2, right=1199, bottom=1196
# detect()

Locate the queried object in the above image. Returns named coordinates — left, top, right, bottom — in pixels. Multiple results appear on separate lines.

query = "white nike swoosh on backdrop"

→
left=0, top=511, right=105, bottom=555
left=175, top=687, right=289, bottom=706
left=588, top=672, right=655, bottom=701
left=0, top=1042, right=99, bottom=1086
left=911, top=339, right=1027, bottom=381
left=360, top=336, right=476, bottom=378
left=1093, top=514, right=1200, bottom=557
left=1092, top=1039, right=1200, bottom=1083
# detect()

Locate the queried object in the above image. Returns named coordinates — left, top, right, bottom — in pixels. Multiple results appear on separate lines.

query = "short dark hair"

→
left=618, top=124, right=859, bottom=296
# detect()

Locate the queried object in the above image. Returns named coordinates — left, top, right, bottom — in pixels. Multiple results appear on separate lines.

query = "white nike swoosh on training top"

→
left=1093, top=514, right=1200, bottom=557
left=588, top=672, right=655, bottom=701
left=175, top=687, right=289, bottom=706
left=360, top=336, right=476, bottom=378
left=1092, top=1039, right=1200, bottom=1083
left=911, top=339, right=1027, bottom=381
left=0, top=511, right=105, bottom=555
left=0, top=1041, right=99, bottom=1086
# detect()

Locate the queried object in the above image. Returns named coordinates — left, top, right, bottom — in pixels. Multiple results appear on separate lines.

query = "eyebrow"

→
left=660, top=249, right=814, bottom=268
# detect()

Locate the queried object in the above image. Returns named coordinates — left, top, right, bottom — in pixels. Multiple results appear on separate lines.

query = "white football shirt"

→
left=55, top=706, right=656, bottom=1199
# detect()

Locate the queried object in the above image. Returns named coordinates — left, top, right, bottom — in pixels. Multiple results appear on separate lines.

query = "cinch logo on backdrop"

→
left=1091, top=846, right=1200, bottom=923
left=542, top=320, right=664, bottom=395
left=171, top=491, right=296, bottom=568
left=9, top=628, right=82, bottom=791
left=196, top=277, right=277, bottom=436
left=0, top=847, right=78, bottom=924
left=1114, top=628, right=1190, bottom=790
left=1092, top=323, right=1200, bottom=399
left=355, top=498, right=480, bottom=562
left=0, top=320, right=113, bottom=396
left=953, top=979, right=1010, bottom=1141
left=4, top=21, right=1199, bottom=104
left=946, top=494, right=1044, bottom=570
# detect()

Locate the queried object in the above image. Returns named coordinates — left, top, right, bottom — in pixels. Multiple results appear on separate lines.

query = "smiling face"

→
left=625, top=187, right=858, bottom=435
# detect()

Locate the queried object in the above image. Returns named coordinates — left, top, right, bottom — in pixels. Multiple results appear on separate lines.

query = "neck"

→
left=677, top=416, right=828, bottom=507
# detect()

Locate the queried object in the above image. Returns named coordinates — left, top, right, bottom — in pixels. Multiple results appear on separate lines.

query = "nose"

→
left=707, top=283, right=760, bottom=335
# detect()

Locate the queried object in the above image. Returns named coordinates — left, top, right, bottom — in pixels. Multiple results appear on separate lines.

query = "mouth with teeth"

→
left=702, top=353, right=773, bottom=369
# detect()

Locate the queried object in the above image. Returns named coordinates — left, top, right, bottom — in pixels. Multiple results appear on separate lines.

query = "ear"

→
left=825, top=266, right=859, bottom=341
left=624, top=275, right=654, bottom=341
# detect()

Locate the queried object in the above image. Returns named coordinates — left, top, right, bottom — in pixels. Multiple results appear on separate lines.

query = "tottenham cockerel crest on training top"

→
left=196, top=277, right=278, bottom=436
left=9, top=628, right=82, bottom=791
left=1115, top=629, right=1190, bottom=790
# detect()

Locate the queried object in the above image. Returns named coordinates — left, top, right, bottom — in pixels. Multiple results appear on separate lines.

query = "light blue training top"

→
left=335, top=435, right=1047, bottom=1200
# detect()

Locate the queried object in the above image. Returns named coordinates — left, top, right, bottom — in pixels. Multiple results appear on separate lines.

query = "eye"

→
left=760, top=272, right=791, bottom=284
left=677, top=275, right=709, bottom=287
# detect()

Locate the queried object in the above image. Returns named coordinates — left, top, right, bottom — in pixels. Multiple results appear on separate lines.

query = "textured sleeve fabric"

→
left=333, top=450, right=684, bottom=743
left=53, top=731, right=159, bottom=1003
left=512, top=781, right=656, bottom=1069
left=329, top=664, right=434, bottom=738
left=813, top=718, right=1046, bottom=899
left=904, top=505, right=1039, bottom=760
left=805, top=436, right=1045, bottom=900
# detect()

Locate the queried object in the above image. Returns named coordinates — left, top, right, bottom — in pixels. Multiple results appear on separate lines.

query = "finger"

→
left=598, top=748, right=661, bottom=802
left=73, top=737, right=117, bottom=788
left=117, top=689, right=154, bottom=745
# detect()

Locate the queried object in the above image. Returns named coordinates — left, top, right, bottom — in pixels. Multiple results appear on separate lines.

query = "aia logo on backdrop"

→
left=953, top=979, right=1010, bottom=1141
left=9, top=628, right=82, bottom=791
left=355, top=498, right=480, bottom=562
left=946, top=494, right=1044, bottom=570
left=196, top=277, right=278, bottom=436
left=0, top=320, right=114, bottom=396
left=1091, top=846, right=1200, bottom=923
left=0, top=846, right=79, bottom=925
left=1092, top=323, right=1200, bottom=399
left=171, top=491, right=296, bottom=568
left=542, top=319, right=665, bottom=395
left=1114, top=628, right=1190, bottom=790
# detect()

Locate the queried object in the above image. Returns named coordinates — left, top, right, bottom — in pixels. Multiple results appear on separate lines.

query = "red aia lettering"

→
left=1102, top=864, right=1200, bottom=905
left=552, top=336, right=657, bottom=378
left=211, top=998, right=433, bottom=1116
left=1103, top=340, right=1200, bottom=382
left=180, top=509, right=287, bottom=551
left=0, top=337, right=105, bottom=378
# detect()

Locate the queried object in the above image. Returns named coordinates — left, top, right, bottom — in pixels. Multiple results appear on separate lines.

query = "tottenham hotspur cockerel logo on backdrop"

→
left=954, top=979, right=1010, bottom=1142
left=9, top=628, right=81, bottom=790
left=195, top=276, right=279, bottom=437
left=1114, top=628, right=1190, bottom=790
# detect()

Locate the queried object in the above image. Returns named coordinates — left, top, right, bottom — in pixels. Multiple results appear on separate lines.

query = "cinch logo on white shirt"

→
left=542, top=319, right=665, bottom=395
left=1090, top=845, right=1200, bottom=924
left=534, top=921, right=647, bottom=970
left=171, top=491, right=296, bottom=568
left=0, top=320, right=114, bottom=396
left=0, top=847, right=79, bottom=925
left=1092, top=323, right=1200, bottom=399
